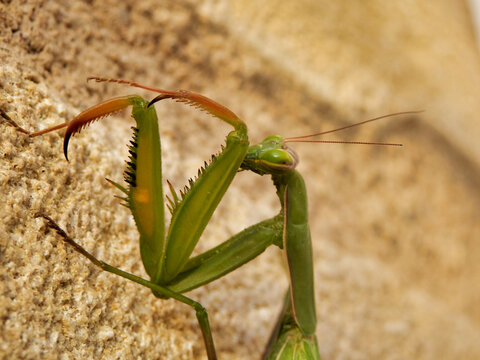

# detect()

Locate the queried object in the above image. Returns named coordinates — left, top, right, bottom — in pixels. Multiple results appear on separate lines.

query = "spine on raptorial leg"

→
left=159, top=128, right=249, bottom=283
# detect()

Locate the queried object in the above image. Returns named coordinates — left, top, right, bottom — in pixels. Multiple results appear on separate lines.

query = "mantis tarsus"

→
left=13, top=77, right=417, bottom=359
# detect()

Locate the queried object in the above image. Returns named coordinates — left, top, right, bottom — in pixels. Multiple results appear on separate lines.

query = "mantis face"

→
left=241, top=135, right=299, bottom=175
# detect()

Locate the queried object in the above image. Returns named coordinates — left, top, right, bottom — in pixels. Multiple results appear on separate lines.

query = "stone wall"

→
left=1, top=1, right=480, bottom=359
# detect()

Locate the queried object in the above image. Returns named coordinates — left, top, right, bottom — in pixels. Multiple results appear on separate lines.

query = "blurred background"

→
left=1, top=1, right=480, bottom=359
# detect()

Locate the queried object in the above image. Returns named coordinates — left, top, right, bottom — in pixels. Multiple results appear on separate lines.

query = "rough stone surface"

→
left=1, top=1, right=480, bottom=359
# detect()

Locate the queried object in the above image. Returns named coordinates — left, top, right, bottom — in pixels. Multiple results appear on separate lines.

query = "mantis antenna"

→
left=284, top=110, right=423, bottom=146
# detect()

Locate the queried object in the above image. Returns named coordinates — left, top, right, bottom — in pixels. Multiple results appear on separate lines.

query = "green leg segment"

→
left=168, top=215, right=283, bottom=293
left=36, top=214, right=217, bottom=360
left=262, top=291, right=320, bottom=360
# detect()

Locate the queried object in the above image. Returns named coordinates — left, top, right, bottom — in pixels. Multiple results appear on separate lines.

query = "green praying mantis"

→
left=12, top=77, right=417, bottom=359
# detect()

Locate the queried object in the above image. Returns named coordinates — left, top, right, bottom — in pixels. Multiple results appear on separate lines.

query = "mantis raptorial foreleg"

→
left=13, top=77, right=416, bottom=359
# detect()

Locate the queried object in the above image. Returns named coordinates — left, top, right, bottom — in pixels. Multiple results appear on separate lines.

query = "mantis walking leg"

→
left=36, top=214, right=217, bottom=359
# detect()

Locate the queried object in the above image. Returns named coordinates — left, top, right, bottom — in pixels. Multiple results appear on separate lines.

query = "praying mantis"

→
left=13, top=77, right=416, bottom=359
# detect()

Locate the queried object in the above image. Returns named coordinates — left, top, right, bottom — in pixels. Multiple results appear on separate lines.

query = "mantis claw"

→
left=35, top=213, right=105, bottom=267
left=148, top=95, right=169, bottom=107
left=34, top=213, right=69, bottom=240
left=63, top=96, right=136, bottom=160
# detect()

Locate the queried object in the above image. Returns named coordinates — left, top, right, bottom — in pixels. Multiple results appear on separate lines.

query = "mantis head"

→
left=241, top=135, right=299, bottom=175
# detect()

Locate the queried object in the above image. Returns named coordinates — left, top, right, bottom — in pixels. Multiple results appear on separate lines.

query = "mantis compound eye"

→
left=260, top=148, right=297, bottom=171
